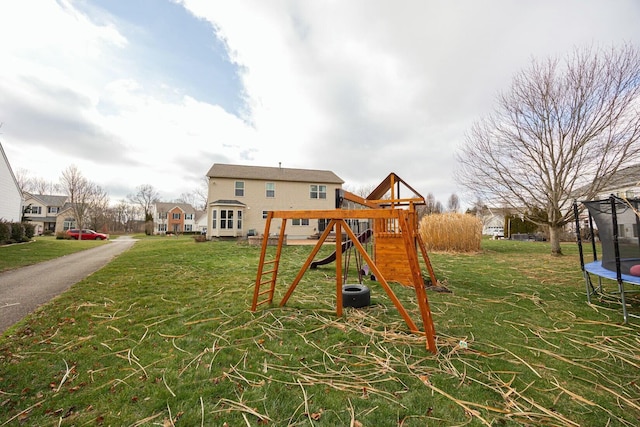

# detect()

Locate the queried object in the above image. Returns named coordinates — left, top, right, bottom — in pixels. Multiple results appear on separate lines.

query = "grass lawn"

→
left=0, top=236, right=639, bottom=426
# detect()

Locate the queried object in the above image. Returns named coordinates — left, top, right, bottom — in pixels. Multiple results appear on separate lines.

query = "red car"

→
left=66, top=229, right=109, bottom=240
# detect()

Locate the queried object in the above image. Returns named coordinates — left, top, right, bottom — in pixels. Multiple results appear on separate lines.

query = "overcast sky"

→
left=2, top=1, right=640, bottom=207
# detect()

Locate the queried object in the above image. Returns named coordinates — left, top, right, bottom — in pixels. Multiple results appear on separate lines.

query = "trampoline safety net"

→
left=583, top=197, right=640, bottom=275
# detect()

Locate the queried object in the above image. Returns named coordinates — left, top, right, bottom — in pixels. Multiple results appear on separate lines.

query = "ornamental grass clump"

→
left=419, top=212, right=482, bottom=252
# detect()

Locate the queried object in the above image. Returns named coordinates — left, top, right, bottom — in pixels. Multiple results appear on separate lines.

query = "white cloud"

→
left=3, top=0, right=640, bottom=207
left=179, top=0, right=640, bottom=204
left=1, top=1, right=260, bottom=200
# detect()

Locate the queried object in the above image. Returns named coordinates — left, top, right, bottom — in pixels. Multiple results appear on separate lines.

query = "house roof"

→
left=194, top=210, right=207, bottom=222
left=210, top=199, right=246, bottom=207
left=367, top=172, right=425, bottom=205
left=154, top=202, right=197, bottom=213
left=24, top=193, right=68, bottom=206
left=206, top=163, right=344, bottom=184
left=0, top=142, right=21, bottom=194
left=598, top=164, right=640, bottom=192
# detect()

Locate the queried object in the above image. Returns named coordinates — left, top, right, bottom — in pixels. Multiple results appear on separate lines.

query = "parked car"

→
left=66, top=229, right=109, bottom=240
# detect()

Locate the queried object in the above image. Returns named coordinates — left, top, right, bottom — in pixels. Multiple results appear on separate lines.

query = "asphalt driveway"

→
left=0, top=236, right=137, bottom=334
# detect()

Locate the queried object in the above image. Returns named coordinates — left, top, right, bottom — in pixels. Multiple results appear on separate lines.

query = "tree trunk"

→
left=549, top=226, right=563, bottom=256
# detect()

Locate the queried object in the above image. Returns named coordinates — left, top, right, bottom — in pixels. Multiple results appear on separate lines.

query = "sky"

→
left=2, top=0, right=640, bottom=208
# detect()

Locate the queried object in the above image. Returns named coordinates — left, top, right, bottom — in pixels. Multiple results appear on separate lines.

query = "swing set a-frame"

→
left=251, top=173, right=438, bottom=353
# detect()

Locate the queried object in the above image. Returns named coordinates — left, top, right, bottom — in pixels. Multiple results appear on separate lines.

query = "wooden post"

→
left=335, top=220, right=343, bottom=316
left=253, top=207, right=438, bottom=353
left=251, top=212, right=274, bottom=311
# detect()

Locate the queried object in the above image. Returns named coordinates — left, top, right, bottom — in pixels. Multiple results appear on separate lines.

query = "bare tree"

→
left=417, top=192, right=443, bottom=218
left=60, top=165, right=96, bottom=240
left=194, top=176, right=209, bottom=210
left=456, top=44, right=640, bottom=255
left=127, top=184, right=160, bottom=221
left=14, top=168, right=30, bottom=194
left=426, top=193, right=442, bottom=214
left=15, top=169, right=61, bottom=195
left=176, top=192, right=200, bottom=210
left=447, top=193, right=460, bottom=212
left=177, top=176, right=209, bottom=210
left=107, top=200, right=140, bottom=233
left=87, top=185, right=110, bottom=232
left=343, top=183, right=378, bottom=198
left=30, top=177, right=62, bottom=195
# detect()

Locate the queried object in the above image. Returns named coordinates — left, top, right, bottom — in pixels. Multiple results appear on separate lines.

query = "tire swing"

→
left=342, top=283, right=371, bottom=308
left=342, top=227, right=371, bottom=308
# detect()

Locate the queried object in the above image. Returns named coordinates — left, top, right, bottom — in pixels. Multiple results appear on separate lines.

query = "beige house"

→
left=23, top=193, right=70, bottom=235
left=206, top=164, right=344, bottom=239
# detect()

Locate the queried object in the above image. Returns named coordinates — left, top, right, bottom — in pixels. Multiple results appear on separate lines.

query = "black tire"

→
left=342, top=284, right=371, bottom=308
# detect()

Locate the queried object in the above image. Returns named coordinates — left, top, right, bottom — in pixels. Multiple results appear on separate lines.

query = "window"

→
left=185, top=224, right=193, bottom=232
left=172, top=213, right=181, bottom=220
left=185, top=213, right=194, bottom=220
left=212, top=210, right=217, bottom=229
left=158, top=224, right=167, bottom=232
left=292, top=218, right=310, bottom=226
left=266, top=182, right=275, bottom=198
left=28, top=206, right=42, bottom=215
left=63, top=219, right=75, bottom=230
left=235, top=181, right=244, bottom=197
left=221, top=210, right=233, bottom=229
left=159, top=212, right=167, bottom=219
left=47, top=207, right=59, bottom=214
left=618, top=224, right=626, bottom=238
left=262, top=210, right=269, bottom=219
left=310, top=184, right=327, bottom=199
left=237, top=211, right=242, bottom=229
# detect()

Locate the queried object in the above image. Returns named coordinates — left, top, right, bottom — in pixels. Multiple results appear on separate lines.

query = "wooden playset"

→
left=251, top=173, right=438, bottom=353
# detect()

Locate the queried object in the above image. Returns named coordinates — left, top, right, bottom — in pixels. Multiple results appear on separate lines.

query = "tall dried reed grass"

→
left=419, top=212, right=482, bottom=252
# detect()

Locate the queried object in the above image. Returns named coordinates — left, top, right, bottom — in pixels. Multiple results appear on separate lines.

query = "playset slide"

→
left=310, top=229, right=373, bottom=269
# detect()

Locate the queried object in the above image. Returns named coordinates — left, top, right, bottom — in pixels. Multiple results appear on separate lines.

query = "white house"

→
left=572, top=163, right=640, bottom=234
left=0, top=142, right=23, bottom=222
left=206, top=163, right=344, bottom=239
left=151, top=202, right=199, bottom=234
left=195, top=210, right=208, bottom=233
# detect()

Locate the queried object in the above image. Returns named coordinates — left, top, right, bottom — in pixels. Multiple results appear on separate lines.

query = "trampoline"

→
left=574, top=195, right=640, bottom=323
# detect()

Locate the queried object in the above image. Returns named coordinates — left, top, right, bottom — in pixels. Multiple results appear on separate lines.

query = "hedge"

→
left=0, top=220, right=35, bottom=245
